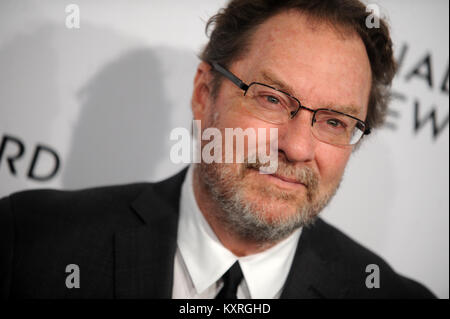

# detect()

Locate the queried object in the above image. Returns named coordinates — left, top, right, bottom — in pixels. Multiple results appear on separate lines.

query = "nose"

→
left=277, top=109, right=316, bottom=163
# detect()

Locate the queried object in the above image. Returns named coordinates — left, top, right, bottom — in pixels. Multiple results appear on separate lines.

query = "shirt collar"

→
left=177, top=165, right=302, bottom=298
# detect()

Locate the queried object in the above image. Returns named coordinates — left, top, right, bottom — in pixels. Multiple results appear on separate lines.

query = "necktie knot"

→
left=215, top=261, right=243, bottom=299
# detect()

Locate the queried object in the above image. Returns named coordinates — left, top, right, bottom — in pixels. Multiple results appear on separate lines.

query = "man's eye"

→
left=326, top=119, right=345, bottom=128
left=266, top=95, right=280, bottom=104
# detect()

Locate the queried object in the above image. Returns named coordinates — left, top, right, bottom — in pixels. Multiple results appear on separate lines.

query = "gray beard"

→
left=197, top=160, right=340, bottom=244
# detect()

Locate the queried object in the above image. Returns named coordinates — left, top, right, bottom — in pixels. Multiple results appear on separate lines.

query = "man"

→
left=0, top=0, right=435, bottom=299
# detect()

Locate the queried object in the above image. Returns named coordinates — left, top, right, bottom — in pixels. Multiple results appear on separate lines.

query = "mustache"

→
left=245, top=158, right=319, bottom=191
left=244, top=158, right=319, bottom=191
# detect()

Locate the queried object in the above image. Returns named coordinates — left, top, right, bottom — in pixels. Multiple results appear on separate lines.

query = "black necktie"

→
left=215, top=261, right=244, bottom=299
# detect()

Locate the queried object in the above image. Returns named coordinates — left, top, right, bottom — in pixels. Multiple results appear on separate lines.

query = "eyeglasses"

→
left=210, top=62, right=371, bottom=146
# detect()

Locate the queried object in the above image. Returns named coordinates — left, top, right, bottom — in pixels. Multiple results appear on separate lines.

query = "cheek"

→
left=205, top=98, right=278, bottom=160
left=315, top=144, right=351, bottom=187
left=214, top=98, right=275, bottom=130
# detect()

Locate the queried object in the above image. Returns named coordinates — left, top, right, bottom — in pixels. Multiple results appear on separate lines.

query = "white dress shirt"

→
left=172, top=165, right=302, bottom=299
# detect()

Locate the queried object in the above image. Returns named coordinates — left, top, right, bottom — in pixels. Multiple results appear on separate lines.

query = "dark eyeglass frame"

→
left=210, top=62, right=371, bottom=140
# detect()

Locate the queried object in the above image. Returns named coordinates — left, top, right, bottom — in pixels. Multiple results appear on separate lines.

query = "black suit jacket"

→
left=0, top=168, right=435, bottom=299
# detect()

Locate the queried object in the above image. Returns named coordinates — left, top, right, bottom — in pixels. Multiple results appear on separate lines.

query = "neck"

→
left=192, top=165, right=278, bottom=257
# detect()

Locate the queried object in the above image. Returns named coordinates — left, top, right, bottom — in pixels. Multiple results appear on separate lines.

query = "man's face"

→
left=194, top=10, right=372, bottom=243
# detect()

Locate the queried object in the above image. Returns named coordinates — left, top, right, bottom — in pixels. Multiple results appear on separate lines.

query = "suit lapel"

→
left=281, top=219, right=347, bottom=299
left=114, top=168, right=188, bottom=298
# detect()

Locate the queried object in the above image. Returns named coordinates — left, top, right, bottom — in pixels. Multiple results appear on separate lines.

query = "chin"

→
left=241, top=184, right=307, bottom=224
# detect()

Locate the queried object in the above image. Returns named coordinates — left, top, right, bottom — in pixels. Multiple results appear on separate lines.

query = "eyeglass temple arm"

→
left=211, top=62, right=249, bottom=91
left=354, top=117, right=371, bottom=136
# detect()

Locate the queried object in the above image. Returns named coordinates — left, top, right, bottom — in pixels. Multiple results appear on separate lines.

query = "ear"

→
left=191, top=61, right=213, bottom=121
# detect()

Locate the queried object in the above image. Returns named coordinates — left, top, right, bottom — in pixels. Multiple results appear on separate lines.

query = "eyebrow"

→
left=322, top=103, right=362, bottom=118
left=260, top=71, right=296, bottom=96
left=259, top=70, right=362, bottom=118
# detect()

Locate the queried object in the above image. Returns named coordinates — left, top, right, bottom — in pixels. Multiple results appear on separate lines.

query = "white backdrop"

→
left=0, top=0, right=448, bottom=298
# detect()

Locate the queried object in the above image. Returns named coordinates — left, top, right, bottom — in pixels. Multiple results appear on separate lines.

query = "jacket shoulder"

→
left=309, top=218, right=435, bottom=298
left=6, top=183, right=151, bottom=226
left=0, top=183, right=156, bottom=299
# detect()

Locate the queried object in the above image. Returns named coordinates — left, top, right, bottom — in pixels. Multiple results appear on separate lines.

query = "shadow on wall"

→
left=63, top=48, right=177, bottom=189
left=0, top=25, right=62, bottom=196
